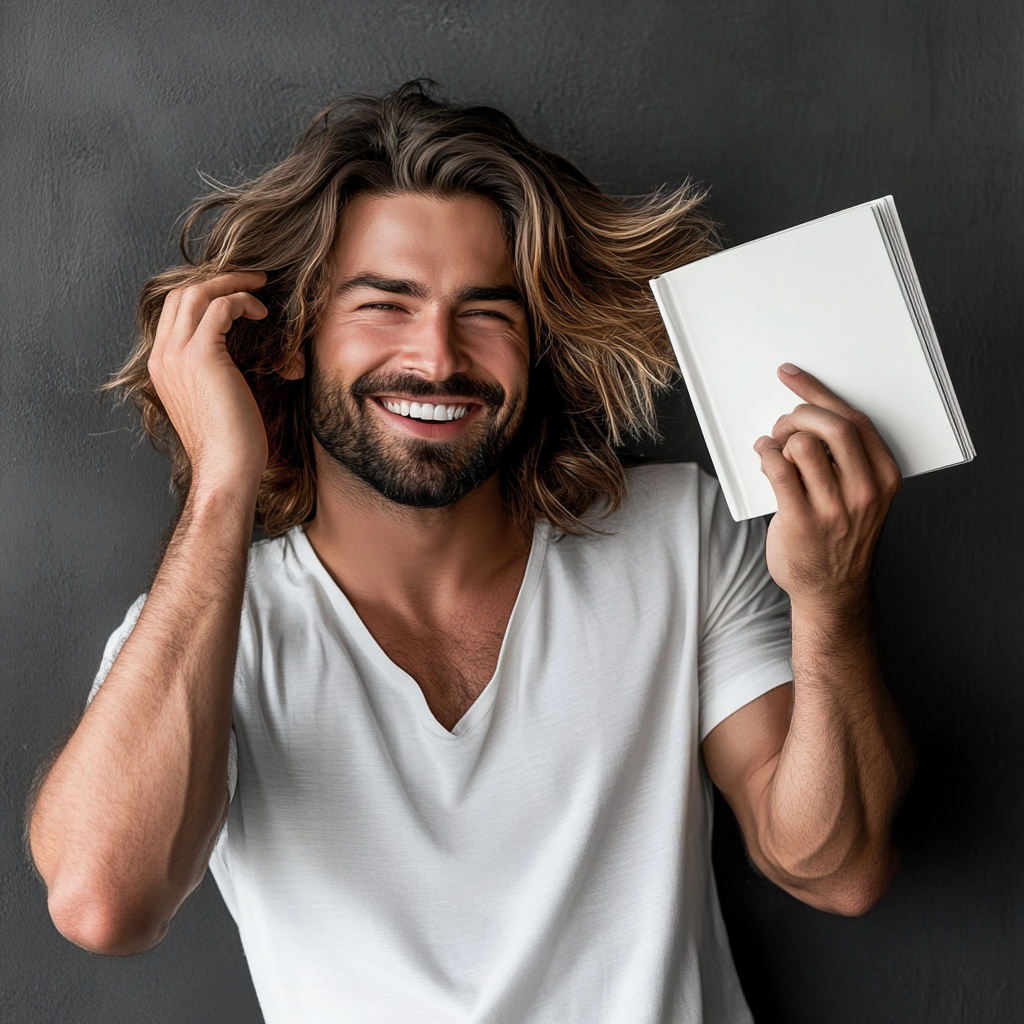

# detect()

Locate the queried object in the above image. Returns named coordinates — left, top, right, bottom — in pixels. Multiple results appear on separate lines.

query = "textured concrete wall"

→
left=3, top=1, right=1022, bottom=1021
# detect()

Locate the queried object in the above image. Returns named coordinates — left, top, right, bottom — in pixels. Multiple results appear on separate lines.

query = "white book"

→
left=649, top=196, right=975, bottom=521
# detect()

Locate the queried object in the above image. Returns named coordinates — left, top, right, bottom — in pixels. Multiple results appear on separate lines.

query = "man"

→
left=29, top=84, right=911, bottom=1023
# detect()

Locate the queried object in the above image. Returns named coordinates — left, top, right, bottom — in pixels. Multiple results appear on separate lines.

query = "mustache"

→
left=349, top=372, right=506, bottom=408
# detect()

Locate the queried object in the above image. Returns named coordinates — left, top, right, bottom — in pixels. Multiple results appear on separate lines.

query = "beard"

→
left=306, top=356, right=527, bottom=509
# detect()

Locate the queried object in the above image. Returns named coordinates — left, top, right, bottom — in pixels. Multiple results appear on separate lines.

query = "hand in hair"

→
left=147, top=271, right=270, bottom=497
left=30, top=269, right=274, bottom=955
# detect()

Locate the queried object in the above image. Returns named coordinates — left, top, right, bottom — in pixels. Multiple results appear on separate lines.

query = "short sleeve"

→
left=88, top=596, right=238, bottom=801
left=88, top=595, right=146, bottom=702
left=697, top=476, right=793, bottom=740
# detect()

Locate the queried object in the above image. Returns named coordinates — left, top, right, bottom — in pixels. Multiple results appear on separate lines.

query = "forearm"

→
left=754, top=599, right=912, bottom=912
left=30, top=482, right=256, bottom=953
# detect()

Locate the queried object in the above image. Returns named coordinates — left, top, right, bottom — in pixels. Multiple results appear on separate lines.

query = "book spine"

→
left=649, top=275, right=749, bottom=520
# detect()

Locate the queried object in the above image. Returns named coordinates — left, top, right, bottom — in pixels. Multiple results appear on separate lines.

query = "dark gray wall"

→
left=3, top=2, right=1021, bottom=1021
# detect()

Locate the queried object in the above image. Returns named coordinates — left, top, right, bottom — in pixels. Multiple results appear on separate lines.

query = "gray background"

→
left=3, top=1, right=1022, bottom=1021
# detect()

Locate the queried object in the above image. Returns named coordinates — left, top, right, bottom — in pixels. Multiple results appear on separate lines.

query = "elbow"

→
left=30, top=818, right=179, bottom=955
left=821, top=831, right=901, bottom=916
left=46, top=881, right=169, bottom=956
left=768, top=842, right=899, bottom=917
left=817, top=870, right=893, bottom=917
left=837, top=843, right=901, bottom=916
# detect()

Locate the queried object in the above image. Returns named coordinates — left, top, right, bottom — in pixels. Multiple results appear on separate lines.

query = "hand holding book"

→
left=754, top=363, right=901, bottom=612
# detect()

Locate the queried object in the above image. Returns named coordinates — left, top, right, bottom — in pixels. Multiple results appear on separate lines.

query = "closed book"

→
left=649, top=196, right=975, bottom=521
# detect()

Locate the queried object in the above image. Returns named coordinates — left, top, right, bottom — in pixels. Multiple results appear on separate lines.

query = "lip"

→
left=369, top=396, right=484, bottom=438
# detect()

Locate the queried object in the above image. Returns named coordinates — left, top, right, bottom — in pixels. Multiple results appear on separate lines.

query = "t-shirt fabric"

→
left=92, top=463, right=793, bottom=1024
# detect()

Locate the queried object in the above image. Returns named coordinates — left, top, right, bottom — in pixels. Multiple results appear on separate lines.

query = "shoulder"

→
left=545, top=462, right=723, bottom=575
left=597, top=461, right=723, bottom=536
left=245, top=526, right=311, bottom=584
left=247, top=529, right=297, bottom=575
left=241, top=527, right=315, bottom=616
left=559, top=461, right=768, bottom=591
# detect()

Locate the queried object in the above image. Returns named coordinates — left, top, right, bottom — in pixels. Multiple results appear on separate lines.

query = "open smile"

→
left=371, top=395, right=485, bottom=437
left=379, top=398, right=470, bottom=422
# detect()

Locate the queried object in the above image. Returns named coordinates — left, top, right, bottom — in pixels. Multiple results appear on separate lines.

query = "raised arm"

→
left=29, top=273, right=269, bottom=954
left=702, top=364, right=913, bottom=915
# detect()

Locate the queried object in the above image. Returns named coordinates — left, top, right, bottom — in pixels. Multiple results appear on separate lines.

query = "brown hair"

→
left=108, top=81, right=719, bottom=535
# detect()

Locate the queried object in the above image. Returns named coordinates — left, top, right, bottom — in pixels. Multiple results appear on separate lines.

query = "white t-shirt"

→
left=93, top=463, right=792, bottom=1024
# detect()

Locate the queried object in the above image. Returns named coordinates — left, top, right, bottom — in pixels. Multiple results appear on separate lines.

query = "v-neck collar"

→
left=287, top=521, right=549, bottom=739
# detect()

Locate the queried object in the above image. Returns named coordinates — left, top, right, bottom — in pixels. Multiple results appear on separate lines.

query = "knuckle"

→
left=788, top=432, right=820, bottom=458
left=171, top=282, right=204, bottom=304
left=835, top=418, right=858, bottom=442
left=855, top=482, right=881, bottom=510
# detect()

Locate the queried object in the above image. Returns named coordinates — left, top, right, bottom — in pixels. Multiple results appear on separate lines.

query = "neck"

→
left=304, top=448, right=532, bottom=613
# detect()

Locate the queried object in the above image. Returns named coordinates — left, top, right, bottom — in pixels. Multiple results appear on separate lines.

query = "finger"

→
left=158, top=286, right=183, bottom=329
left=190, top=292, right=269, bottom=349
left=777, top=363, right=898, bottom=479
left=777, top=364, right=857, bottom=419
left=755, top=437, right=809, bottom=518
left=150, top=291, right=267, bottom=395
left=771, top=404, right=873, bottom=485
left=780, top=430, right=842, bottom=512
left=161, top=272, right=269, bottom=350
left=153, top=286, right=186, bottom=356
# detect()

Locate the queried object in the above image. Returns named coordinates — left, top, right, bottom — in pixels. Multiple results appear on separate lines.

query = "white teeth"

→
left=382, top=399, right=470, bottom=422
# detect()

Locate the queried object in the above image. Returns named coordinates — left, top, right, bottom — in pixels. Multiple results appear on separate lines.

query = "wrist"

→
left=789, top=591, right=873, bottom=636
left=185, top=473, right=261, bottom=528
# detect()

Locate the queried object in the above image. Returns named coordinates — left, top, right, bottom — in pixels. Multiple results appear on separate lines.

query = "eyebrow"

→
left=335, top=275, right=426, bottom=299
left=458, top=285, right=524, bottom=307
left=336, top=275, right=524, bottom=307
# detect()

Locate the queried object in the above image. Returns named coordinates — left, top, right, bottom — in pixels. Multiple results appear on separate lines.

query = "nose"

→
left=400, top=307, right=470, bottom=382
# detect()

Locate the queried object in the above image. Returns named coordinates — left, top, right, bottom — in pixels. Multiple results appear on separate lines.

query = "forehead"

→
left=332, top=192, right=514, bottom=286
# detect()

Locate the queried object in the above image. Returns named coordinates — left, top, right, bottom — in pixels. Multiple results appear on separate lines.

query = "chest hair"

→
left=359, top=589, right=518, bottom=732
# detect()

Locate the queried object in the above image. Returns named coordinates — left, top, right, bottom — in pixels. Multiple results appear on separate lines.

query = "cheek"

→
left=479, top=332, right=530, bottom=390
left=312, top=323, right=398, bottom=378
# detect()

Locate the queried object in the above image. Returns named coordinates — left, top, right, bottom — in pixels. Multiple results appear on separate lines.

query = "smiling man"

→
left=29, top=84, right=911, bottom=1023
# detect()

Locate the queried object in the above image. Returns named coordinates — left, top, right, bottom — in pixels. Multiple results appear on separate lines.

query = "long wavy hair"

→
left=108, top=81, right=719, bottom=535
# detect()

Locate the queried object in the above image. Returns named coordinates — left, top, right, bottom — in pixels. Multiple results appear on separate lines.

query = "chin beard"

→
left=306, top=361, right=526, bottom=509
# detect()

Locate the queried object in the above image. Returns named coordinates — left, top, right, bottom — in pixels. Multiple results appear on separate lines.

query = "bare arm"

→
left=29, top=272, right=269, bottom=954
left=702, top=365, right=913, bottom=915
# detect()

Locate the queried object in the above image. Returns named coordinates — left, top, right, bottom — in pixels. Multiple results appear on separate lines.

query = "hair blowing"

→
left=108, top=81, right=720, bottom=535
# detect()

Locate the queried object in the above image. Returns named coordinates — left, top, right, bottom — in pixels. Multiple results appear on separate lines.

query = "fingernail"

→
left=779, top=362, right=800, bottom=375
